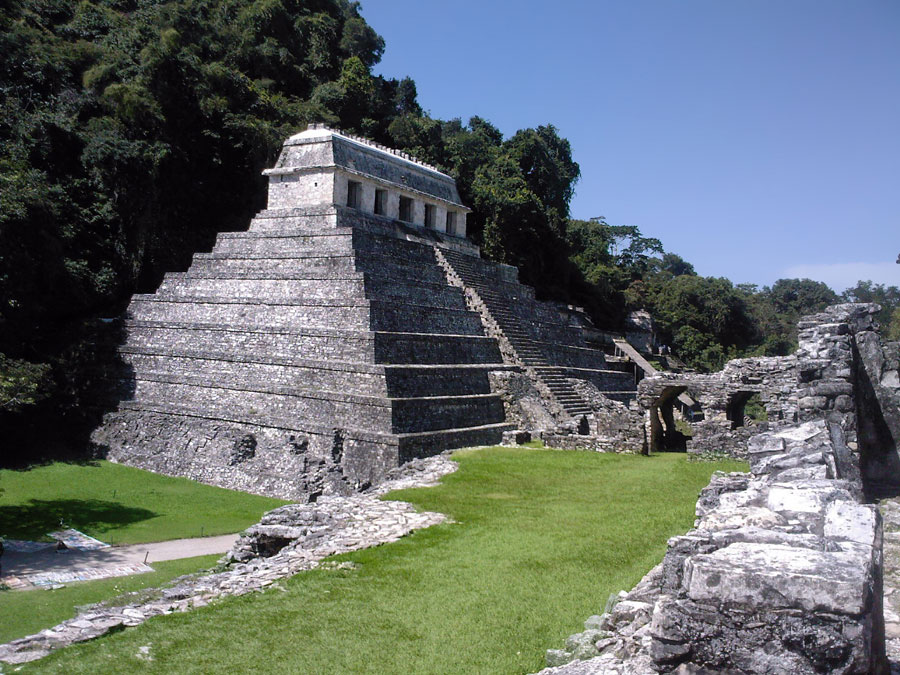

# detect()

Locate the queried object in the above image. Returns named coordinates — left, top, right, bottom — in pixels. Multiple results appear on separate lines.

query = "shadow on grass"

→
left=0, top=499, right=158, bottom=541
left=1, top=456, right=103, bottom=472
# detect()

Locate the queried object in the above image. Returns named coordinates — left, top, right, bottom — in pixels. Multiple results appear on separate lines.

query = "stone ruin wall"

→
left=638, top=303, right=900, bottom=491
left=542, top=303, right=900, bottom=674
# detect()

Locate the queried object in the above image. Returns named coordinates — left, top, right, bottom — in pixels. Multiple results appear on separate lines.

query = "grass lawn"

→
left=0, top=461, right=287, bottom=545
left=22, top=448, right=745, bottom=674
left=0, top=554, right=222, bottom=644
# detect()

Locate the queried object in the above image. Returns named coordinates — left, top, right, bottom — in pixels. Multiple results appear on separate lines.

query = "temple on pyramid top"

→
left=263, top=124, right=470, bottom=237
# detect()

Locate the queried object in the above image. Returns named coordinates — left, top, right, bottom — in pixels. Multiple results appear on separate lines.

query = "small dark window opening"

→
left=399, top=196, right=413, bottom=222
left=374, top=189, right=387, bottom=215
left=445, top=211, right=456, bottom=235
left=346, top=180, right=361, bottom=209
left=424, top=204, right=436, bottom=228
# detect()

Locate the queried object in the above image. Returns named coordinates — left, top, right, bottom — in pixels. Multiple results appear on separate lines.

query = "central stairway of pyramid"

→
left=91, top=125, right=634, bottom=500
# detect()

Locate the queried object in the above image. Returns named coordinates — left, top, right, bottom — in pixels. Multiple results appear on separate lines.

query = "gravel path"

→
left=2, top=534, right=241, bottom=591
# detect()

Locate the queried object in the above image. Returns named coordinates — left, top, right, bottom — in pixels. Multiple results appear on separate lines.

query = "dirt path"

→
left=3, top=534, right=239, bottom=590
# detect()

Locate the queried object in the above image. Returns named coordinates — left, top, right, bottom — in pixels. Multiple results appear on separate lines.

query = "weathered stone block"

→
left=684, top=542, right=873, bottom=614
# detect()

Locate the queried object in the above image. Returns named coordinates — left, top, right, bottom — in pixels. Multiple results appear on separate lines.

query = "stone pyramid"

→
left=92, top=125, right=634, bottom=499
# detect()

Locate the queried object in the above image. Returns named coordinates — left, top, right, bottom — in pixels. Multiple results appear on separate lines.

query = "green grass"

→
left=0, top=554, right=221, bottom=644
left=22, top=448, right=746, bottom=674
left=0, top=461, right=287, bottom=545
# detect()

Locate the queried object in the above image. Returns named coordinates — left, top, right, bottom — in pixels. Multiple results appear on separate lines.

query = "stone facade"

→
left=91, top=127, right=633, bottom=499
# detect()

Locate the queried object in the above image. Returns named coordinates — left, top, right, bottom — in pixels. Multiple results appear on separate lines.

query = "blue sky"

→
left=360, top=0, right=899, bottom=292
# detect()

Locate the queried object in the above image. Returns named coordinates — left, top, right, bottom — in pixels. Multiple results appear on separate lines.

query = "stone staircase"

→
left=436, top=247, right=633, bottom=419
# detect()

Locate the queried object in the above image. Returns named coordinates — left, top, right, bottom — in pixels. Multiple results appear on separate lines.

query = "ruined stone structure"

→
left=92, top=125, right=634, bottom=499
left=639, top=304, right=900, bottom=491
left=543, top=304, right=900, bottom=674
left=638, top=355, right=799, bottom=458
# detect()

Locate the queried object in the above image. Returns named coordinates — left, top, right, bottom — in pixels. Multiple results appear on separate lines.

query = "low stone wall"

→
left=650, top=420, right=883, bottom=673
left=638, top=304, right=899, bottom=470
left=541, top=303, right=900, bottom=674
left=541, top=420, right=887, bottom=674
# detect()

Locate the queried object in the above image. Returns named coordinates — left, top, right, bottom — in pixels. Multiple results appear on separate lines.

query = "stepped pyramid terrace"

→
left=91, top=125, right=637, bottom=500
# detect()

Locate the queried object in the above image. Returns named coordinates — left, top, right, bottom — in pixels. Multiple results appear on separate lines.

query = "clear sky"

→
left=359, top=0, right=899, bottom=292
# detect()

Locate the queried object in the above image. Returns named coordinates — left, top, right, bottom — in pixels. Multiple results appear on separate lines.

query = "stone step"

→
left=119, top=351, right=391, bottom=397
left=478, top=298, right=562, bottom=321
left=439, top=251, right=520, bottom=283
left=384, top=364, right=509, bottom=397
left=119, top=320, right=376, bottom=359
left=195, top=250, right=355, bottom=262
left=374, top=332, right=503, bottom=365
left=126, top=296, right=371, bottom=330
left=186, top=256, right=359, bottom=277
left=546, top=388, right=580, bottom=396
left=217, top=229, right=347, bottom=241
left=211, top=232, right=354, bottom=257
left=464, top=281, right=535, bottom=301
left=126, top=295, right=485, bottom=336
left=115, top=373, right=510, bottom=436
left=247, top=209, right=338, bottom=233
left=363, top=277, right=468, bottom=311
left=119, top=349, right=510, bottom=399
left=355, top=254, right=449, bottom=284
left=110, top=401, right=396, bottom=446
left=118, top=321, right=504, bottom=365
left=157, top=275, right=369, bottom=300
left=397, top=422, right=516, bottom=461
left=353, top=232, right=442, bottom=263
left=391, top=393, right=507, bottom=433
left=369, top=301, right=485, bottom=336
left=115, top=373, right=397, bottom=434
left=153, top=275, right=468, bottom=311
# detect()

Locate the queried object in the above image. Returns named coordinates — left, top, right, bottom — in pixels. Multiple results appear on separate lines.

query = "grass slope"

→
left=0, top=461, right=287, bottom=544
left=24, top=448, right=745, bottom=674
left=0, top=554, right=222, bottom=644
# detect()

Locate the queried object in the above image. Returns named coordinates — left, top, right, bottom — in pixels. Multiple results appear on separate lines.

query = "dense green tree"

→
left=889, top=307, right=900, bottom=341
left=659, top=253, right=696, bottom=277
left=842, top=280, right=900, bottom=328
left=504, top=126, right=579, bottom=236
left=766, top=278, right=839, bottom=318
left=0, top=355, right=53, bottom=413
left=737, top=278, right=840, bottom=355
left=0, top=0, right=410, bottom=434
left=649, top=275, right=758, bottom=371
left=566, top=217, right=663, bottom=288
